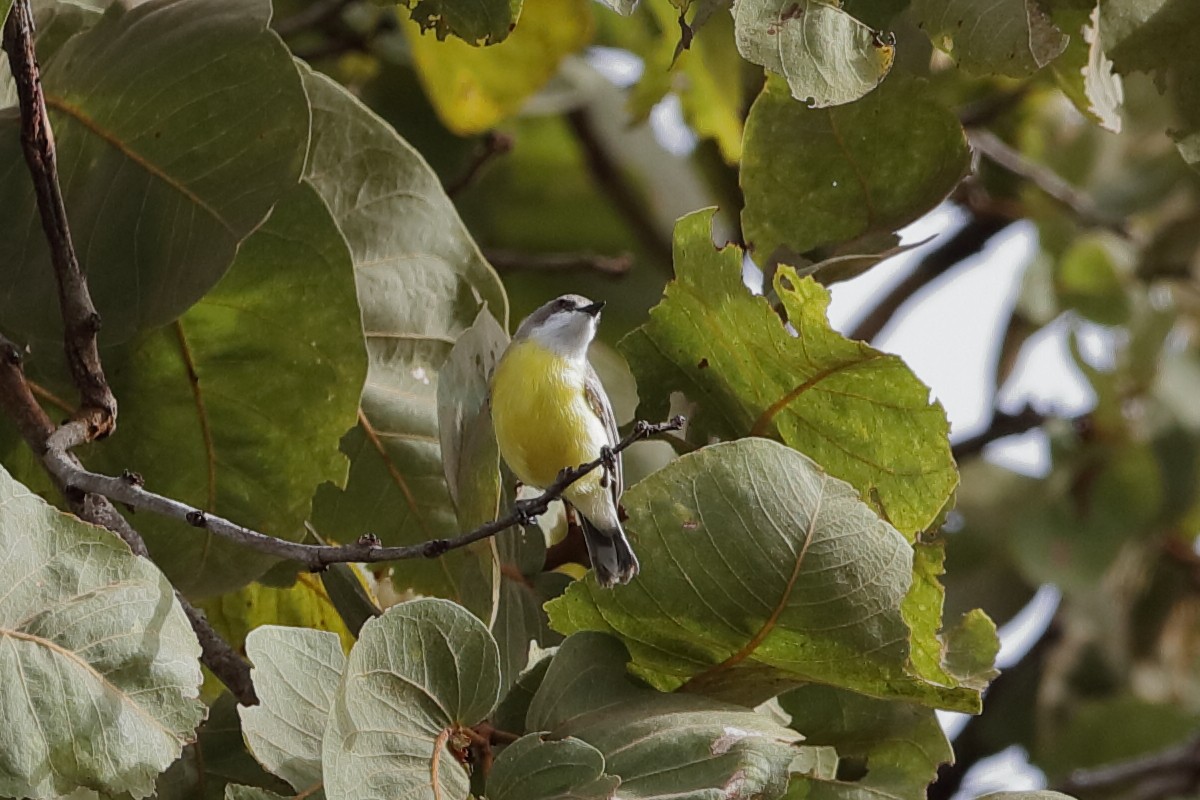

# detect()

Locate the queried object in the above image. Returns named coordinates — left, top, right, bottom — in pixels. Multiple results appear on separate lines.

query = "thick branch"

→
left=3, top=2, right=116, bottom=440
left=484, top=249, right=633, bottom=277
left=1055, top=735, right=1200, bottom=800
left=849, top=210, right=1014, bottom=343
left=566, top=107, right=674, bottom=273
left=0, top=335, right=256, bottom=705
left=952, top=405, right=1046, bottom=461
left=970, top=129, right=1128, bottom=236
left=42, top=415, right=685, bottom=570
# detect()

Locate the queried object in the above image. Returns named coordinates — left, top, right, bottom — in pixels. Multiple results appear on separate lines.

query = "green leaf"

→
left=1050, top=4, right=1124, bottom=133
left=732, top=0, right=894, bottom=107
left=0, top=465, right=205, bottom=799
left=405, top=0, right=592, bottom=135
left=492, top=526, right=569, bottom=692
left=240, top=627, right=347, bottom=794
left=79, top=181, right=366, bottom=597
left=492, top=650, right=554, bottom=734
left=742, top=73, right=969, bottom=259
left=156, top=693, right=291, bottom=800
left=1055, top=233, right=1132, bottom=325
left=438, top=307, right=508, bottom=530
left=620, top=210, right=957, bottom=536
left=400, top=0, right=522, bottom=44
left=911, top=0, right=1067, bottom=76
left=486, top=734, right=619, bottom=800
left=301, top=67, right=510, bottom=605
left=0, top=0, right=309, bottom=345
left=526, top=632, right=801, bottom=800
left=547, top=440, right=992, bottom=712
left=322, top=599, right=502, bottom=800
left=779, top=686, right=952, bottom=800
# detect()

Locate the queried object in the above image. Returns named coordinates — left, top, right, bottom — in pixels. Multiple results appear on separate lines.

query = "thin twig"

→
left=271, top=0, right=356, bottom=38
left=970, top=129, right=1128, bottom=236
left=0, top=335, right=257, bottom=705
left=446, top=131, right=514, bottom=198
left=952, top=405, right=1046, bottom=461
left=3, top=2, right=117, bottom=440
left=848, top=210, right=1014, bottom=343
left=41, top=416, right=686, bottom=570
left=484, top=249, right=633, bottom=277
left=566, top=107, right=675, bottom=273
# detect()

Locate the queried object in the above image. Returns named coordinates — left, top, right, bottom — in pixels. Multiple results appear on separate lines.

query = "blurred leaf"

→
left=1054, top=234, right=1132, bottom=325
left=156, top=693, right=291, bottom=800
left=302, top=67, right=508, bottom=604
left=0, top=465, right=205, bottom=799
left=322, top=599, right=501, bottom=800
left=320, top=563, right=382, bottom=638
left=547, top=439, right=994, bottom=712
left=0, top=0, right=309, bottom=345
left=621, top=210, right=957, bottom=535
left=1050, top=4, right=1124, bottom=133
left=486, top=734, right=619, bottom=800
left=526, top=632, right=801, bottom=799
left=492, top=525, right=569, bottom=693
left=405, top=0, right=592, bottom=135
left=742, top=73, right=968, bottom=259
left=732, top=0, right=894, bottom=107
left=400, top=0, right=522, bottom=44
left=911, top=0, right=1067, bottom=76
left=779, top=686, right=952, bottom=799
left=438, top=307, right=507, bottom=529
left=80, top=182, right=366, bottom=597
left=240, top=627, right=345, bottom=795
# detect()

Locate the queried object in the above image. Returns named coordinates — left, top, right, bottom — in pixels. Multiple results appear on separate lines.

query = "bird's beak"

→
left=579, top=300, right=606, bottom=316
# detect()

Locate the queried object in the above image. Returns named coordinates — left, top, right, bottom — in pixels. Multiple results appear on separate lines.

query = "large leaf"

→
left=0, top=466, right=205, bottom=799
left=302, top=67, right=510, bottom=604
left=620, top=210, right=956, bottom=535
left=405, top=0, right=592, bottom=135
left=80, top=181, right=366, bottom=597
left=322, top=599, right=502, bottom=800
left=240, top=627, right=346, bottom=795
left=779, top=686, right=952, bottom=800
left=732, top=0, right=894, bottom=107
left=486, top=734, right=619, bottom=800
left=742, top=73, right=969, bottom=260
left=526, top=632, right=802, bottom=800
left=546, top=440, right=993, bottom=712
left=911, top=0, right=1067, bottom=76
left=0, top=0, right=309, bottom=344
left=1049, top=3, right=1124, bottom=134
left=400, top=0, right=522, bottom=45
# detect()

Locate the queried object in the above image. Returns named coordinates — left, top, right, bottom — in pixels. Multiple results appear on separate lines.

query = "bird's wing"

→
left=584, top=364, right=623, bottom=503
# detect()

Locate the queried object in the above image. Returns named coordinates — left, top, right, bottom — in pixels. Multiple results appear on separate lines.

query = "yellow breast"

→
left=490, top=341, right=609, bottom=490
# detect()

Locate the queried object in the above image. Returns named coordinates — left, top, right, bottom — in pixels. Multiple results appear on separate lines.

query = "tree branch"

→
left=446, top=131, right=513, bottom=197
left=3, top=1, right=116, bottom=441
left=484, top=249, right=633, bottom=277
left=952, top=405, right=1046, bottom=461
left=969, top=129, right=1128, bottom=236
left=566, top=107, right=675, bottom=273
left=40, top=415, right=685, bottom=570
left=0, top=335, right=257, bottom=705
left=848, top=210, right=1014, bottom=343
left=1055, top=735, right=1200, bottom=800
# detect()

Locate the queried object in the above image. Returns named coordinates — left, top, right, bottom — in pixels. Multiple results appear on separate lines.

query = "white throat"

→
left=526, top=312, right=598, bottom=360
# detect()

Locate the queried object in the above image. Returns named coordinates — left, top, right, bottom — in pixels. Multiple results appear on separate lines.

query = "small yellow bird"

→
left=489, top=294, right=638, bottom=587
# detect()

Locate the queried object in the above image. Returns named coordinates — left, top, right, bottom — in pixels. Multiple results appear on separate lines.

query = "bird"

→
left=489, top=294, right=639, bottom=587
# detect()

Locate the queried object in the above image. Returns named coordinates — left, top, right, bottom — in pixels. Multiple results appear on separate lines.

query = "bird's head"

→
left=514, top=294, right=605, bottom=358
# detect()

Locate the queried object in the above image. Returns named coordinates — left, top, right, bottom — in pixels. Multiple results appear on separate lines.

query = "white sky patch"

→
left=650, top=94, right=698, bottom=156
left=954, top=746, right=1047, bottom=797
left=585, top=46, right=644, bottom=88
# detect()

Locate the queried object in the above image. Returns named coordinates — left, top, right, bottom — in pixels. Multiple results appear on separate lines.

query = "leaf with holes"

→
left=546, top=439, right=994, bottom=712
left=620, top=210, right=956, bottom=536
left=742, top=73, right=969, bottom=260
left=74, top=181, right=366, bottom=597
left=400, top=0, right=523, bottom=44
left=0, top=0, right=309, bottom=345
left=486, top=734, right=619, bottom=800
left=0, top=465, right=205, bottom=799
left=322, top=599, right=502, bottom=800
left=911, top=0, right=1067, bottom=77
left=524, top=632, right=801, bottom=799
left=779, top=686, right=952, bottom=799
left=239, top=627, right=345, bottom=795
left=732, top=0, right=894, bottom=107
left=302, top=67, right=508, bottom=606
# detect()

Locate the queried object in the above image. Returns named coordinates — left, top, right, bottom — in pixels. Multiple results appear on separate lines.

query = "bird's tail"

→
left=579, top=515, right=639, bottom=587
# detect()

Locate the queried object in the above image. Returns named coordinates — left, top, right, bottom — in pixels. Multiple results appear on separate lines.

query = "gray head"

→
left=514, top=294, right=605, bottom=358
